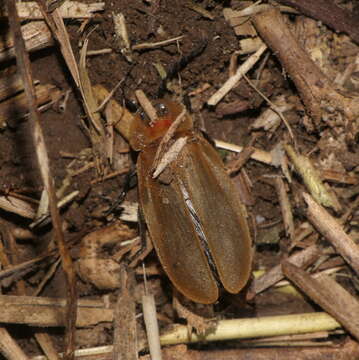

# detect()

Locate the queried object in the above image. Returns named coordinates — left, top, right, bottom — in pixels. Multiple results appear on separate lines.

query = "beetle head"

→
left=129, top=99, right=193, bottom=151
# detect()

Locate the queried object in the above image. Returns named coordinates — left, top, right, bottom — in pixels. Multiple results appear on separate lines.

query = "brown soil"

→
left=0, top=0, right=358, bottom=357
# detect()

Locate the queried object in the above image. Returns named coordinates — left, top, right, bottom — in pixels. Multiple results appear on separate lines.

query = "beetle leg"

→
left=157, top=39, right=208, bottom=97
left=129, top=205, right=153, bottom=267
left=105, top=168, right=137, bottom=216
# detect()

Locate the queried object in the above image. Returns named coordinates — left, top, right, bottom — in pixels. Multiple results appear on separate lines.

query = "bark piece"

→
left=283, top=261, right=359, bottom=342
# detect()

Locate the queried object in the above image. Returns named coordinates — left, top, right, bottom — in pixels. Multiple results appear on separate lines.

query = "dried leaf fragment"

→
left=285, top=144, right=341, bottom=211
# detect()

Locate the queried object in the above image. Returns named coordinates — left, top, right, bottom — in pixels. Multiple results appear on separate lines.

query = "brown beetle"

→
left=129, top=99, right=252, bottom=304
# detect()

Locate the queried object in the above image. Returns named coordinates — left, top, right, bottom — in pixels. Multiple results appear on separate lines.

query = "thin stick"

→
left=6, top=1, right=77, bottom=359
left=151, top=107, right=187, bottom=177
left=0, top=328, right=29, bottom=360
left=303, top=193, right=359, bottom=276
left=214, top=139, right=273, bottom=165
left=243, top=73, right=295, bottom=142
left=207, top=44, right=267, bottom=106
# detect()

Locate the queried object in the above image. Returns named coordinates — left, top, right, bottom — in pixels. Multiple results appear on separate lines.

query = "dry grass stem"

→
left=132, top=35, right=184, bottom=50
left=159, top=312, right=340, bottom=346
left=118, top=201, right=139, bottom=223
left=303, top=193, right=359, bottom=276
left=87, top=48, right=112, bottom=56
left=31, top=345, right=114, bottom=360
left=283, top=261, right=359, bottom=341
left=33, top=258, right=61, bottom=296
left=142, top=294, right=163, bottom=360
left=223, top=8, right=257, bottom=37
left=6, top=1, right=78, bottom=358
left=0, top=21, right=54, bottom=63
left=30, top=339, right=359, bottom=360
left=273, top=265, right=344, bottom=290
left=0, top=1, right=104, bottom=19
left=207, top=44, right=267, bottom=106
left=90, top=167, right=131, bottom=184
left=113, top=12, right=132, bottom=62
left=5, top=228, right=60, bottom=360
left=79, top=37, right=105, bottom=135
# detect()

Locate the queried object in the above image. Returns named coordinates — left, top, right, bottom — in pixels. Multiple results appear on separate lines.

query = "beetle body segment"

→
left=134, top=101, right=252, bottom=304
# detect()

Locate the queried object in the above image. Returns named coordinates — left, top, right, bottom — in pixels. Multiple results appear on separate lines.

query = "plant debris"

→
left=1, top=0, right=359, bottom=359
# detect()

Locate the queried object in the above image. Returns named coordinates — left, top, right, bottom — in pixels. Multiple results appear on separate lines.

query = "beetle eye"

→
left=156, top=103, right=168, bottom=117
left=139, top=110, right=149, bottom=123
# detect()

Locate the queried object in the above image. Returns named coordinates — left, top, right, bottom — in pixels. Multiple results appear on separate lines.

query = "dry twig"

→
left=0, top=295, right=112, bottom=327
left=303, top=193, right=359, bottom=276
left=6, top=1, right=77, bottom=358
left=252, top=8, right=359, bottom=141
left=207, top=44, right=267, bottom=106
left=273, top=0, right=359, bottom=44
left=249, top=244, right=319, bottom=296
